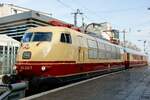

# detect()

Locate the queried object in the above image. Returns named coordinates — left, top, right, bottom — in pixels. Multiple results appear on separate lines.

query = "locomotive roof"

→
left=26, top=26, right=73, bottom=33
left=27, top=26, right=146, bottom=56
left=27, top=26, right=122, bottom=45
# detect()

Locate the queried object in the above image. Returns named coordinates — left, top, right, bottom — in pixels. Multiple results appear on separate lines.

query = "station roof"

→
left=0, top=35, right=20, bottom=46
left=0, top=10, right=69, bottom=41
left=0, top=10, right=67, bottom=26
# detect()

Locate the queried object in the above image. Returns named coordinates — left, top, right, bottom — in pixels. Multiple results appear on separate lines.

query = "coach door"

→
left=127, top=53, right=130, bottom=67
left=77, top=36, right=84, bottom=62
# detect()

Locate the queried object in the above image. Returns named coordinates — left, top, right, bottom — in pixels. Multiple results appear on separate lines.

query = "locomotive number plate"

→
left=20, top=66, right=32, bottom=70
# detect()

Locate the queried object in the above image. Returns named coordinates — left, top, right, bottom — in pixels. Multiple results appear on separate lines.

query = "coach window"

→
left=60, top=33, right=72, bottom=44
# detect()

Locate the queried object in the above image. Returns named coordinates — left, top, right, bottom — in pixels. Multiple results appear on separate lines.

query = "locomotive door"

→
left=77, top=36, right=84, bottom=62
left=125, top=53, right=130, bottom=69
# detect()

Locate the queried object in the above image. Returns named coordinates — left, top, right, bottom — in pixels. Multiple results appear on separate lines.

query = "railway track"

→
left=0, top=67, right=141, bottom=99
left=26, top=67, right=124, bottom=97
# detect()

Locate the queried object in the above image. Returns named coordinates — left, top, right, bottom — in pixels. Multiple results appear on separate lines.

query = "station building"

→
left=0, top=35, right=20, bottom=75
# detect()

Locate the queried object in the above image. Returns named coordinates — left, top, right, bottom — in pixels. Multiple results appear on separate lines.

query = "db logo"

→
left=22, top=44, right=30, bottom=49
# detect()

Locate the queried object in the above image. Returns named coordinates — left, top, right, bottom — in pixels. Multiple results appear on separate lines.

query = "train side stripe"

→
left=16, top=61, right=76, bottom=64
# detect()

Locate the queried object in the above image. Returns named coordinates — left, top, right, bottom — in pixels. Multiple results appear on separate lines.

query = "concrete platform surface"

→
left=25, top=66, right=150, bottom=100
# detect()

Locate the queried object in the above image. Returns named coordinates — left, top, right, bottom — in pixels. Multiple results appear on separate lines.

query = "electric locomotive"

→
left=15, top=25, right=147, bottom=83
left=2, top=23, right=148, bottom=90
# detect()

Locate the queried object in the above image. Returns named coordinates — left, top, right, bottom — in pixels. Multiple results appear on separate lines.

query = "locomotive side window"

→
left=107, top=45, right=112, bottom=59
left=65, top=34, right=72, bottom=43
left=87, top=39, right=97, bottom=59
left=98, top=42, right=106, bottom=59
left=111, top=46, right=116, bottom=59
left=116, top=47, right=121, bottom=59
left=60, top=33, right=66, bottom=42
left=60, top=33, right=72, bottom=44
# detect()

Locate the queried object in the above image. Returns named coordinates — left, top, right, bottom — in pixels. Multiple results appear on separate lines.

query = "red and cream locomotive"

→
left=2, top=21, right=148, bottom=91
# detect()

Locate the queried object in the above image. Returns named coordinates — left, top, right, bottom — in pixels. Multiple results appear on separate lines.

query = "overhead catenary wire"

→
left=55, top=0, right=150, bottom=54
left=71, top=0, right=148, bottom=13
left=55, top=0, right=95, bottom=23
left=56, top=0, right=150, bottom=29
left=74, top=0, right=150, bottom=24
left=56, top=0, right=75, bottom=11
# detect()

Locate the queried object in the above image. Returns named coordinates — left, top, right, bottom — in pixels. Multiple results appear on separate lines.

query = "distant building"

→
left=85, top=22, right=120, bottom=44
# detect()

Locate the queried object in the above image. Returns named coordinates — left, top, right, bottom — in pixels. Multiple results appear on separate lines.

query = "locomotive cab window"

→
left=32, top=32, right=52, bottom=42
left=60, top=33, right=72, bottom=44
left=22, top=32, right=52, bottom=42
left=22, top=32, right=32, bottom=42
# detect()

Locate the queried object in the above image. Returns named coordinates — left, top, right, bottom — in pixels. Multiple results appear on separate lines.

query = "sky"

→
left=1, top=0, right=150, bottom=53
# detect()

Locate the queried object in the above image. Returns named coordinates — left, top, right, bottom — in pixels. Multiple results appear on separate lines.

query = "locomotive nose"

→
left=19, top=42, right=52, bottom=61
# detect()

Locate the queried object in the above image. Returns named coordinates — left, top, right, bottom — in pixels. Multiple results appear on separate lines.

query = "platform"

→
left=24, top=66, right=150, bottom=100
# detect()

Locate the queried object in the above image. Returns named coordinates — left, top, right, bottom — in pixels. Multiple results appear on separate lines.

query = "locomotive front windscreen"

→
left=22, top=32, right=52, bottom=42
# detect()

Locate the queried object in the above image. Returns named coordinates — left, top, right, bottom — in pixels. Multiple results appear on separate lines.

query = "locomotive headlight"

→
left=13, top=65, right=17, bottom=70
left=41, top=66, right=46, bottom=71
left=13, top=65, right=17, bottom=74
